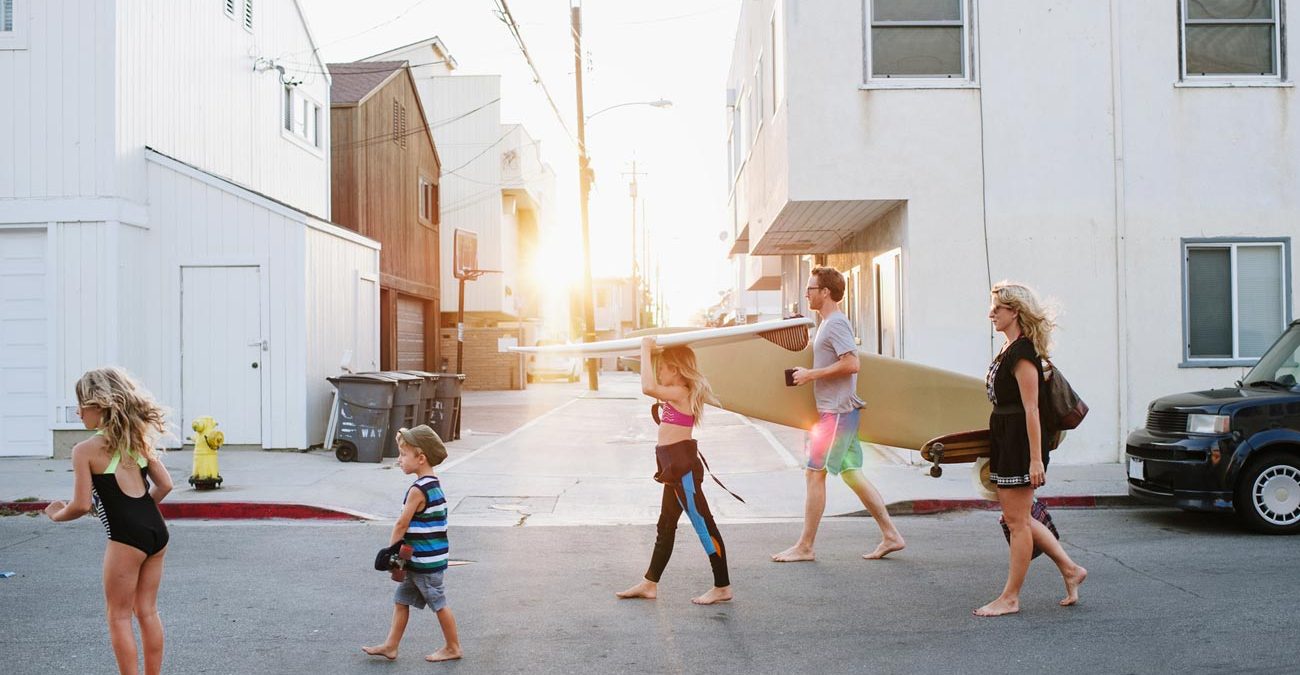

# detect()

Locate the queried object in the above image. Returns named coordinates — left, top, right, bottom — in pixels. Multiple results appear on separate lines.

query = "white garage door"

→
left=0, top=229, right=49, bottom=456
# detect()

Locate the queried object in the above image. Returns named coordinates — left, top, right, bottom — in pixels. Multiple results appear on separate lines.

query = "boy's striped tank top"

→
left=403, top=475, right=449, bottom=573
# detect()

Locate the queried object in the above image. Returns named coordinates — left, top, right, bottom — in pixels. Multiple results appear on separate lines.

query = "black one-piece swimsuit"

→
left=91, top=450, right=169, bottom=556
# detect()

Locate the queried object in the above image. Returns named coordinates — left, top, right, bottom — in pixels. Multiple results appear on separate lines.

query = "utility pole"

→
left=572, top=2, right=598, bottom=390
left=623, top=160, right=648, bottom=331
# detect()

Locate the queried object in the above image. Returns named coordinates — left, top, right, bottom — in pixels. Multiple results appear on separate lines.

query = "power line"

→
left=275, top=0, right=440, bottom=62
left=493, top=0, right=580, bottom=152
left=328, top=97, right=502, bottom=154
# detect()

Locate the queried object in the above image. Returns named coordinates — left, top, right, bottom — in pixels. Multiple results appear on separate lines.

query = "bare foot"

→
left=615, top=579, right=657, bottom=600
left=862, top=537, right=906, bottom=560
left=771, top=545, right=815, bottom=562
left=362, top=644, right=397, bottom=660
left=691, top=586, right=733, bottom=605
left=973, top=597, right=1020, bottom=617
left=425, top=646, right=462, bottom=662
left=1060, top=565, right=1087, bottom=606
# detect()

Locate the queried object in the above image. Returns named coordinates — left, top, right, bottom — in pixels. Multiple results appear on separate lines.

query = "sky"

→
left=297, top=0, right=743, bottom=325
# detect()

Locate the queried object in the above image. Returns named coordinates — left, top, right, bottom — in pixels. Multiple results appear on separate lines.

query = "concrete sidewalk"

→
left=0, top=373, right=1129, bottom=523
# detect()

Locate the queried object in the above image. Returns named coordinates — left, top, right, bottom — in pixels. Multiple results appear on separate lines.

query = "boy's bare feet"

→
left=615, top=579, right=657, bottom=600
left=973, top=597, right=1020, bottom=617
left=425, top=646, right=462, bottom=662
left=691, top=586, right=733, bottom=605
left=862, top=536, right=906, bottom=560
left=771, top=544, right=815, bottom=562
left=1060, top=565, right=1087, bottom=606
left=362, top=644, right=398, bottom=660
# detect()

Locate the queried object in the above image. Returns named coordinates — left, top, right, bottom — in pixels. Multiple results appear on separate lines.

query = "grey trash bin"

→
left=327, top=373, right=396, bottom=463
left=379, top=371, right=425, bottom=458
left=394, top=370, right=440, bottom=431
left=433, top=373, right=466, bottom=441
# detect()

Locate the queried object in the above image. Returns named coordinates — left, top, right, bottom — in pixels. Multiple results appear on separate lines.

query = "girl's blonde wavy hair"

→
left=75, top=367, right=169, bottom=461
left=653, top=346, right=716, bottom=426
left=992, top=281, right=1057, bottom=359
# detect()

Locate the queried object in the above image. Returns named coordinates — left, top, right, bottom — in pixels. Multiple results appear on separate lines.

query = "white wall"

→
left=728, top=0, right=1300, bottom=462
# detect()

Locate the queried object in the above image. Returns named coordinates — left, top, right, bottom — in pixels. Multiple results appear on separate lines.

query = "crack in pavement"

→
left=1065, top=539, right=1205, bottom=599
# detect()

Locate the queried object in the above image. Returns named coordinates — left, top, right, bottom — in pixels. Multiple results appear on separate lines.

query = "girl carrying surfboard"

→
left=615, top=337, right=733, bottom=606
left=975, top=282, right=1088, bottom=617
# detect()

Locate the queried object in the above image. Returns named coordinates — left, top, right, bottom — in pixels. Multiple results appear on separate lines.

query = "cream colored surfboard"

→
left=513, top=317, right=991, bottom=451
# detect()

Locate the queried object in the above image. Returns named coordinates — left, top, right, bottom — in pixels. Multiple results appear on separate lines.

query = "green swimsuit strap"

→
left=97, top=430, right=148, bottom=473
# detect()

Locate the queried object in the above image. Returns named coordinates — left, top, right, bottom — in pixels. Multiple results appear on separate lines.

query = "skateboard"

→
left=919, top=428, right=991, bottom=477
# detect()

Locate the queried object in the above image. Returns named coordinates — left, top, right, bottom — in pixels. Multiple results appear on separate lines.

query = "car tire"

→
left=1235, top=452, right=1300, bottom=535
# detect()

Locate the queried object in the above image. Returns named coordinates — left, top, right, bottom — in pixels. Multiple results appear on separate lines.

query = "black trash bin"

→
left=380, top=371, right=425, bottom=458
left=326, top=373, right=397, bottom=463
left=433, top=373, right=466, bottom=441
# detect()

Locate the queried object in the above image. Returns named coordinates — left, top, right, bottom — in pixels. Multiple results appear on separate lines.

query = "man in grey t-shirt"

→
left=771, top=266, right=906, bottom=563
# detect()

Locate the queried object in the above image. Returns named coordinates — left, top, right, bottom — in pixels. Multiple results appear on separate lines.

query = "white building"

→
left=726, top=0, right=1299, bottom=463
left=364, top=38, right=557, bottom=347
left=0, top=0, right=380, bottom=455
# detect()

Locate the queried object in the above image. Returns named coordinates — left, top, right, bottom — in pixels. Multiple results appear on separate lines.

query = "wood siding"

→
left=332, top=67, right=440, bottom=371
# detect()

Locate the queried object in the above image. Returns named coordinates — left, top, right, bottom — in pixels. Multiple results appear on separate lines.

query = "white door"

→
left=182, top=266, right=262, bottom=445
left=0, top=229, right=49, bottom=456
left=356, top=275, right=379, bottom=372
left=874, top=249, right=902, bottom=358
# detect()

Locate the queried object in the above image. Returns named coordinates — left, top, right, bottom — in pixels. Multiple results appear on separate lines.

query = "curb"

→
left=1, top=501, right=372, bottom=521
left=885, top=495, right=1139, bottom=516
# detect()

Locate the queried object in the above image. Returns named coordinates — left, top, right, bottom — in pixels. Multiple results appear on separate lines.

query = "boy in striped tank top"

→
left=363, top=425, right=462, bottom=663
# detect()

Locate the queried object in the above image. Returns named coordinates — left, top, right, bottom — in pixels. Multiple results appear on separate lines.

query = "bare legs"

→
left=102, top=542, right=166, bottom=675
left=772, top=468, right=904, bottom=562
left=975, top=487, right=1087, bottom=617
left=363, top=604, right=462, bottom=662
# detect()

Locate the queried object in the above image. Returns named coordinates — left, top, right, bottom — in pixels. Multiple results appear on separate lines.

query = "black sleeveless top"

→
left=986, top=337, right=1043, bottom=410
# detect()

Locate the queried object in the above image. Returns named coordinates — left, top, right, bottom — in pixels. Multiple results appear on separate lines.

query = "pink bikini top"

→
left=656, top=402, right=695, bottom=427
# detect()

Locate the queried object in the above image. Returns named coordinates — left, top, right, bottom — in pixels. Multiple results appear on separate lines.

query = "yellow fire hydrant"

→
left=188, top=416, right=225, bottom=490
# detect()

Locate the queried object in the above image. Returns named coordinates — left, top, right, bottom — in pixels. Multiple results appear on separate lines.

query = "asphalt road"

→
left=2, top=508, right=1296, bottom=674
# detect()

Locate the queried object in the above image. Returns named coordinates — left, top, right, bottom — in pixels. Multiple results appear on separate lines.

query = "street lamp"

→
left=585, top=98, right=673, bottom=122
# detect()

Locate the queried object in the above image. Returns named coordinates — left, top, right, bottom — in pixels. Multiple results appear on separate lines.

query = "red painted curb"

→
left=2, top=501, right=362, bottom=521
left=888, top=495, right=1132, bottom=516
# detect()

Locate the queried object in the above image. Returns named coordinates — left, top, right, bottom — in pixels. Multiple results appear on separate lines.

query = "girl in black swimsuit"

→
left=46, top=367, right=173, bottom=675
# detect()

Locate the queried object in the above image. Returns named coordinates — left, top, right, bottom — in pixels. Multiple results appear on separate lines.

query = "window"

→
left=729, top=102, right=741, bottom=182
left=0, top=0, right=26, bottom=50
left=771, top=3, right=784, bottom=114
left=418, top=177, right=437, bottom=225
left=755, top=54, right=766, bottom=138
left=874, top=249, right=902, bottom=358
left=224, top=0, right=235, bottom=19
left=1181, top=0, right=1282, bottom=79
left=243, top=0, right=253, bottom=31
left=867, top=0, right=970, bottom=80
left=1184, top=240, right=1290, bottom=363
left=283, top=86, right=321, bottom=149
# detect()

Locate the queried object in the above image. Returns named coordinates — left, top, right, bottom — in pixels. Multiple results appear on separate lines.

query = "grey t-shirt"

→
left=813, top=311, right=864, bottom=413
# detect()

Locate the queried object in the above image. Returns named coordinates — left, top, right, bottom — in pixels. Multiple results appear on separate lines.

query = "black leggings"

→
left=644, top=470, right=729, bottom=588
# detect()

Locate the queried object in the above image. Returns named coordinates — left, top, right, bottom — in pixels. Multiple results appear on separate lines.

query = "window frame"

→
left=863, top=0, right=977, bottom=88
left=418, top=176, right=437, bottom=228
left=0, top=0, right=27, bottom=51
left=1181, top=237, right=1292, bottom=367
left=243, top=0, right=254, bottom=32
left=281, top=86, right=324, bottom=156
left=771, top=1, right=785, bottom=113
left=1179, top=0, right=1286, bottom=83
left=224, top=0, right=235, bottom=20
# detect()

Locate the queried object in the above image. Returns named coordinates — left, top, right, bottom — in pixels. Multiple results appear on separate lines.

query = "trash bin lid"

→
left=329, top=372, right=401, bottom=385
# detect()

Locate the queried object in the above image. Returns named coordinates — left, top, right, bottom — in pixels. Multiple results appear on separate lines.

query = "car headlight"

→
left=1186, top=414, right=1230, bottom=435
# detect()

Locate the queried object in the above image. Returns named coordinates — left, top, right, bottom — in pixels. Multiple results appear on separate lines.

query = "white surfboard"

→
left=508, top=317, right=816, bottom=357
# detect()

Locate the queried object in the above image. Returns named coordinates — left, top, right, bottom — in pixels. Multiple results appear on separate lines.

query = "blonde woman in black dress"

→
left=975, top=282, right=1087, bottom=617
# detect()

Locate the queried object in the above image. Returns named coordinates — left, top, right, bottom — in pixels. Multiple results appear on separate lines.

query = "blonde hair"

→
left=991, top=281, right=1056, bottom=359
left=654, top=346, right=716, bottom=426
left=75, top=367, right=169, bottom=461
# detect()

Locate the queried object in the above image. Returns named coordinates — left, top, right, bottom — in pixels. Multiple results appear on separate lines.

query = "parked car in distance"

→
left=526, top=340, right=581, bottom=384
left=1127, top=320, right=1300, bottom=534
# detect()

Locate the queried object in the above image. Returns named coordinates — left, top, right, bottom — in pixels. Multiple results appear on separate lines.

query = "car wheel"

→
left=1235, top=452, right=1300, bottom=534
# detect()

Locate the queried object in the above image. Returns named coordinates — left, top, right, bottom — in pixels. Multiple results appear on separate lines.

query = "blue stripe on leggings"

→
left=680, top=471, right=716, bottom=555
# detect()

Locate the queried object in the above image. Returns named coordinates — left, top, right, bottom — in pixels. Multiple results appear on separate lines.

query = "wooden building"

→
left=330, top=62, right=442, bottom=371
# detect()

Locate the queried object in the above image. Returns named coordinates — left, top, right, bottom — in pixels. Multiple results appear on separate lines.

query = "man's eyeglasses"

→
left=805, top=286, right=824, bottom=294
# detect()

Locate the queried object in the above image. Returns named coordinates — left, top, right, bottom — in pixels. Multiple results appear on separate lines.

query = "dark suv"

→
left=1126, top=320, right=1300, bottom=534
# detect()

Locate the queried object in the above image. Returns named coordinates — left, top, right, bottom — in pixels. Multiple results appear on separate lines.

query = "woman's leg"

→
left=617, top=484, right=682, bottom=599
left=133, top=548, right=166, bottom=675
left=1028, top=517, right=1088, bottom=605
left=678, top=471, right=732, bottom=605
left=103, top=541, right=147, bottom=674
left=974, top=487, right=1034, bottom=617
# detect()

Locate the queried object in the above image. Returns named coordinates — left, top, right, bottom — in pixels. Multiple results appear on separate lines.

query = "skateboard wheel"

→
left=930, top=465, right=943, bottom=478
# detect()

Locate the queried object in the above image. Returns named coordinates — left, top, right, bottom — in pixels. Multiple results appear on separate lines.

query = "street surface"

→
left=2, top=508, right=1296, bottom=674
